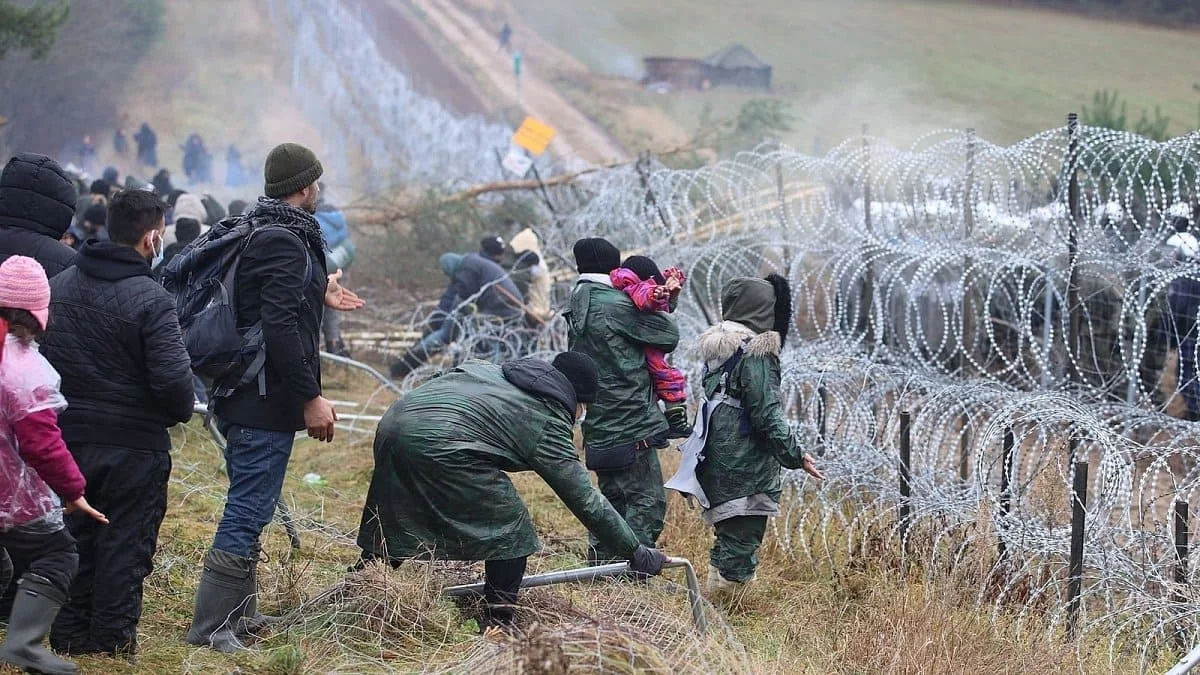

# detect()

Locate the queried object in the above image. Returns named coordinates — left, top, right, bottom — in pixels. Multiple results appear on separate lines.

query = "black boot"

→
left=389, top=351, right=425, bottom=380
left=0, top=574, right=78, bottom=675
left=664, top=404, right=692, bottom=439
left=186, top=549, right=254, bottom=653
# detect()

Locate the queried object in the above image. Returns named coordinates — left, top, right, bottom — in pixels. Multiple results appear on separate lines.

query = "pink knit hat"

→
left=0, top=256, right=51, bottom=330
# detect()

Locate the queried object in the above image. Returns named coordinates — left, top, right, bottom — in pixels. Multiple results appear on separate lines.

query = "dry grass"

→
left=0, top=365, right=1176, bottom=673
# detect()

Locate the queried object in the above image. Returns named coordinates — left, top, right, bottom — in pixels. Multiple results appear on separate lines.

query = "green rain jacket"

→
left=357, top=358, right=640, bottom=561
left=566, top=276, right=680, bottom=450
left=694, top=278, right=815, bottom=524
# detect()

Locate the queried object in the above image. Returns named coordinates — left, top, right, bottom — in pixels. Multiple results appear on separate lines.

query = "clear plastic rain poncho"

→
left=0, top=335, right=67, bottom=533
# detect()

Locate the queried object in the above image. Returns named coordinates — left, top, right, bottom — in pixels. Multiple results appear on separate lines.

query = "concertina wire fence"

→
left=176, top=56, right=1200, bottom=662
left=368, top=121, right=1200, bottom=668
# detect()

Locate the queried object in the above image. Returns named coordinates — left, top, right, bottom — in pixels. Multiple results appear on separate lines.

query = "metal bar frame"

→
left=442, top=557, right=708, bottom=634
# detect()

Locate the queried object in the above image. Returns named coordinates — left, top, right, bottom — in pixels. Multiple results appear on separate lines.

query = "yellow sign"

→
left=512, top=116, right=556, bottom=156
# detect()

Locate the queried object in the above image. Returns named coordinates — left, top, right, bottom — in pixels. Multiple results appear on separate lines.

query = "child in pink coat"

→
left=609, top=255, right=691, bottom=438
left=0, top=256, right=106, bottom=675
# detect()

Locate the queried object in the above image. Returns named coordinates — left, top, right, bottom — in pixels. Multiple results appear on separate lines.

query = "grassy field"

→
left=499, top=0, right=1200, bottom=149
left=0, top=359, right=1167, bottom=674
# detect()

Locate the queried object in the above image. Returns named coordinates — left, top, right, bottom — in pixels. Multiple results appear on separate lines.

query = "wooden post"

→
left=959, top=128, right=977, bottom=378
left=958, top=412, right=970, bottom=481
left=997, top=426, right=1014, bottom=560
left=1176, top=500, right=1190, bottom=650
left=862, top=125, right=876, bottom=349
left=1066, top=113, right=1082, bottom=386
left=1066, top=460, right=1088, bottom=640
left=817, top=385, right=828, bottom=445
left=898, top=411, right=912, bottom=544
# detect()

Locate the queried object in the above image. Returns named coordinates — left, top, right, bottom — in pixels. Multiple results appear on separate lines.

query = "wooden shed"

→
left=642, top=44, right=772, bottom=90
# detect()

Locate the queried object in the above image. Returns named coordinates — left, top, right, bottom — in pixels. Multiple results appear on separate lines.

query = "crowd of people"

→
left=0, top=143, right=364, bottom=670
left=0, top=135, right=830, bottom=670
left=70, top=122, right=251, bottom=191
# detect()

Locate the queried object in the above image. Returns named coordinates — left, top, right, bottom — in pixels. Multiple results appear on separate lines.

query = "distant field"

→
left=503, top=0, right=1200, bottom=148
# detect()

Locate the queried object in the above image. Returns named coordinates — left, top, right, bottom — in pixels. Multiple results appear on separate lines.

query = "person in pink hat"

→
left=0, top=256, right=107, bottom=675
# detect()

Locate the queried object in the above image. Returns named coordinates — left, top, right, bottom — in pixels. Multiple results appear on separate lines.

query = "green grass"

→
left=504, top=0, right=1200, bottom=147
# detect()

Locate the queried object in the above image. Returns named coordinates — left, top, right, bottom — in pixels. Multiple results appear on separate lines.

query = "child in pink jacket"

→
left=609, top=255, right=691, bottom=438
left=0, top=256, right=106, bottom=675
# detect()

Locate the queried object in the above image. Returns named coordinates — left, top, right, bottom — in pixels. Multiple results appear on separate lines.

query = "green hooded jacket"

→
left=694, top=278, right=811, bottom=513
left=566, top=277, right=680, bottom=449
left=357, top=359, right=640, bottom=561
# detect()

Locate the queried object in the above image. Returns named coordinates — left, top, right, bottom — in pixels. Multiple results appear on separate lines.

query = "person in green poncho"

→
left=691, top=275, right=824, bottom=601
left=565, top=238, right=681, bottom=563
left=356, top=351, right=669, bottom=627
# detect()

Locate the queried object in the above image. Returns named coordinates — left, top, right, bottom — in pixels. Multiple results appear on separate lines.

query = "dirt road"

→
left=403, top=0, right=629, bottom=166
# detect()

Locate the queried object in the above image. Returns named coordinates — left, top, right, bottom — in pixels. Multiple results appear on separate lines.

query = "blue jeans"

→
left=212, top=422, right=295, bottom=558
left=415, top=322, right=452, bottom=359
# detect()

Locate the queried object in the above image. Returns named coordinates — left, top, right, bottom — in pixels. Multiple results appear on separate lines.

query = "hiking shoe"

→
left=664, top=404, right=692, bottom=439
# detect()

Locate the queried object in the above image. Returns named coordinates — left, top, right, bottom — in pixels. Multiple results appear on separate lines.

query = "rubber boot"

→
left=706, top=565, right=754, bottom=608
left=238, top=543, right=279, bottom=638
left=186, top=549, right=254, bottom=653
left=0, top=574, right=78, bottom=675
left=389, top=350, right=424, bottom=380
left=664, top=404, right=693, bottom=439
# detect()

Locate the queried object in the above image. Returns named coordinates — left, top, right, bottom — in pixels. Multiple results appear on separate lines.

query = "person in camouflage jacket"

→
left=565, top=238, right=680, bottom=562
left=693, top=275, right=823, bottom=600
left=356, top=352, right=669, bottom=628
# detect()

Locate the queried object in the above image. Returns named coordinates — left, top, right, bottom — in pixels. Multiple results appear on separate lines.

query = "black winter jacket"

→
left=0, top=153, right=79, bottom=277
left=42, top=240, right=195, bottom=451
left=212, top=198, right=327, bottom=432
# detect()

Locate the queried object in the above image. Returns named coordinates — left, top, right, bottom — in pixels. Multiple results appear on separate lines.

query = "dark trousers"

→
left=49, top=444, right=171, bottom=655
left=483, top=557, right=527, bottom=625
left=588, top=449, right=666, bottom=562
left=0, top=526, right=78, bottom=598
left=710, top=515, right=768, bottom=583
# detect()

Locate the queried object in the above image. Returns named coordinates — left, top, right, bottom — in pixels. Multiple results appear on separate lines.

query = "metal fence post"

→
left=899, top=410, right=912, bottom=545
left=997, top=426, right=1014, bottom=560
left=1066, top=460, right=1088, bottom=639
left=1176, top=500, right=1190, bottom=651
left=958, top=412, right=970, bottom=481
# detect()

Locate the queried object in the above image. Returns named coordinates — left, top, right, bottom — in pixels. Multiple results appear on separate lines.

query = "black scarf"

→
left=244, top=196, right=326, bottom=252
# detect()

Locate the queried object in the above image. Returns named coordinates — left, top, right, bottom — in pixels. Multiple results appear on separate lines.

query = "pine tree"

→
left=0, top=1, right=70, bottom=61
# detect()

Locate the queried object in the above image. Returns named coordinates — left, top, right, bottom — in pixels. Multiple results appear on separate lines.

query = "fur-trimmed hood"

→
left=696, top=320, right=781, bottom=371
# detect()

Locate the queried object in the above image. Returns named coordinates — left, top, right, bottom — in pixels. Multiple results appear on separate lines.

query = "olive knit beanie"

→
left=264, top=143, right=323, bottom=199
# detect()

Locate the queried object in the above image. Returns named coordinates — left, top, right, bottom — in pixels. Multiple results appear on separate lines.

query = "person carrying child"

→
left=609, top=255, right=691, bottom=438
left=0, top=256, right=107, bottom=675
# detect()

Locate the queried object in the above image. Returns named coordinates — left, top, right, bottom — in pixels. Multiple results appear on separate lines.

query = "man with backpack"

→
left=181, top=143, right=363, bottom=652
left=40, top=189, right=195, bottom=656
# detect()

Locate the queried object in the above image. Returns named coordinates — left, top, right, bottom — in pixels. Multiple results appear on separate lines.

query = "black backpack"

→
left=161, top=216, right=309, bottom=399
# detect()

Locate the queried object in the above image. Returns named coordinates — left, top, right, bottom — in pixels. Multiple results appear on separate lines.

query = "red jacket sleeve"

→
left=12, top=409, right=86, bottom=501
left=610, top=269, right=669, bottom=312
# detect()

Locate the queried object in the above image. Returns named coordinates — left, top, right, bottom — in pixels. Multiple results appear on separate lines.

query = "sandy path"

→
left=404, top=0, right=629, bottom=166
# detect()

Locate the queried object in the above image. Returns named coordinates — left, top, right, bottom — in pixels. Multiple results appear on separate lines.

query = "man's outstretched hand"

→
left=325, top=269, right=365, bottom=311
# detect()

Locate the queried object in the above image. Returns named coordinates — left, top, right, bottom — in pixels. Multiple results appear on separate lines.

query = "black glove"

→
left=629, top=544, right=667, bottom=577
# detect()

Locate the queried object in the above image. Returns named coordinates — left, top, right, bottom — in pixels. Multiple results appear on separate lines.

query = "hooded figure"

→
left=690, top=274, right=822, bottom=602
left=357, top=352, right=668, bottom=629
left=167, top=193, right=210, bottom=246
left=565, top=237, right=680, bottom=563
left=0, top=154, right=79, bottom=278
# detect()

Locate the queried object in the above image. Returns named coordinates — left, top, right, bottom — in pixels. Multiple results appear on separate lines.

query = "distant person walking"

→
left=498, top=22, right=512, bottom=52
left=133, top=123, right=157, bottom=169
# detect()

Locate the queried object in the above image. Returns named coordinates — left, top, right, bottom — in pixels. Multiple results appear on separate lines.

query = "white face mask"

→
left=150, top=231, right=164, bottom=269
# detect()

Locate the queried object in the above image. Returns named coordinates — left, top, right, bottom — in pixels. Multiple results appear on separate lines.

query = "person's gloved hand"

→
left=629, top=544, right=668, bottom=577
